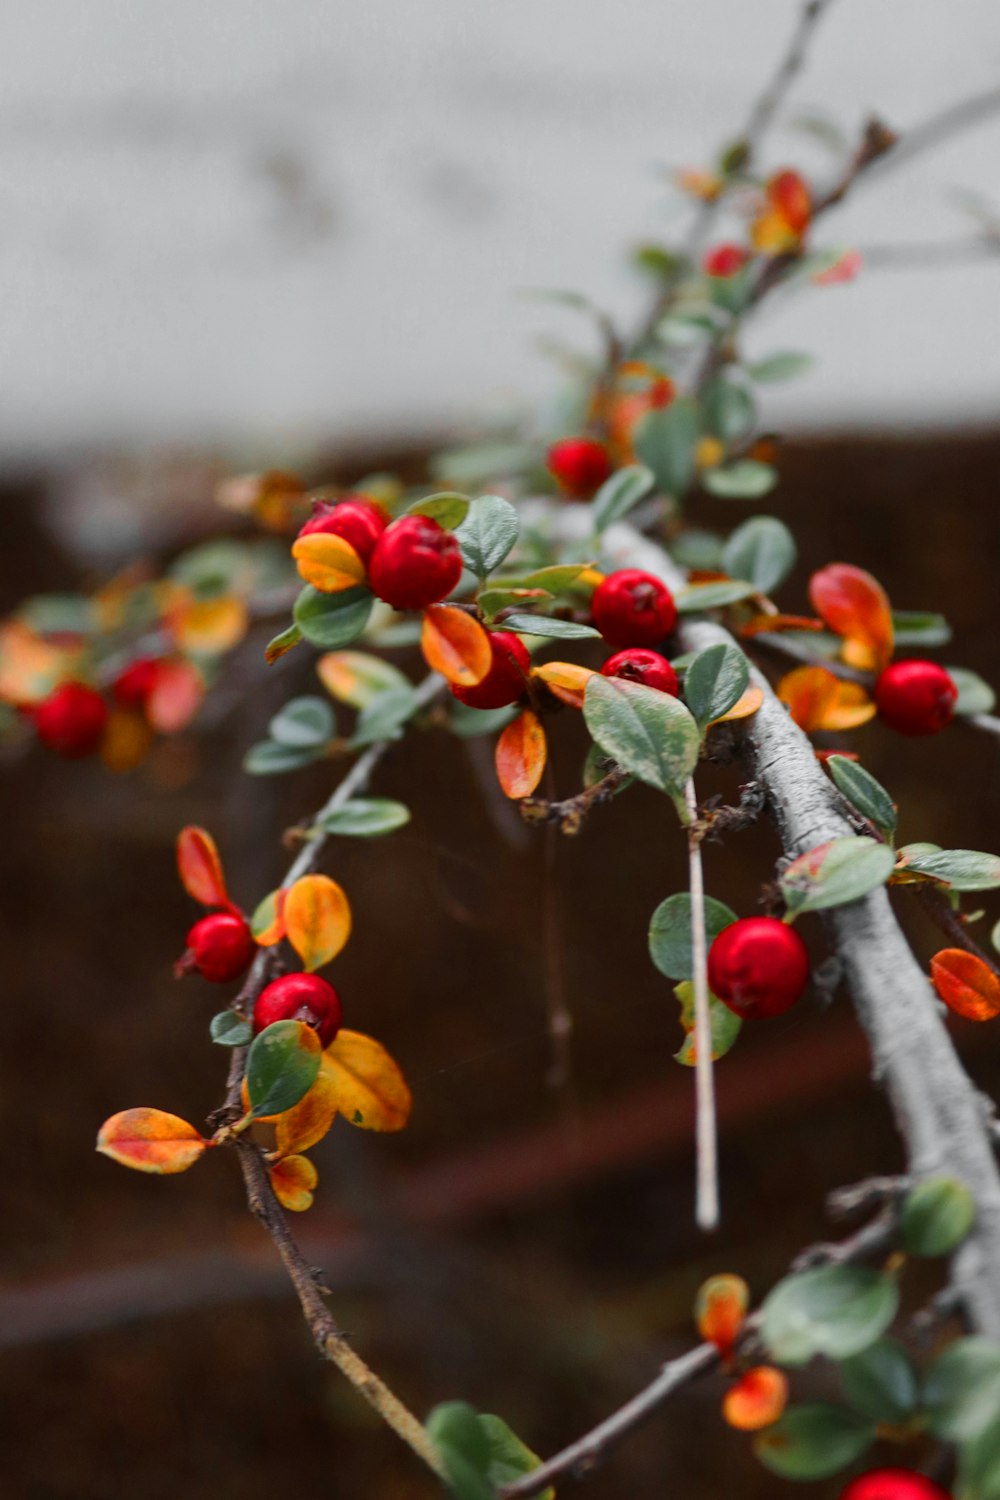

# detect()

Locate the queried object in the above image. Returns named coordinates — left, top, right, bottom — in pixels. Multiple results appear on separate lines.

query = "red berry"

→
left=707, top=917, right=809, bottom=1021
left=874, top=660, right=957, bottom=736
left=181, top=913, right=256, bottom=984
left=591, top=569, right=678, bottom=648
left=113, top=656, right=162, bottom=709
left=601, top=647, right=679, bottom=695
left=367, top=514, right=464, bottom=611
left=840, top=1471, right=952, bottom=1500
left=703, top=242, right=749, bottom=277
left=547, top=437, right=613, bottom=498
left=33, top=682, right=108, bottom=758
left=298, top=495, right=388, bottom=565
left=253, top=972, right=342, bottom=1049
left=451, top=630, right=530, bottom=709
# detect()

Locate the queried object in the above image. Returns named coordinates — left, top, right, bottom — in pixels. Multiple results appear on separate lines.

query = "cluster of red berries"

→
left=299, top=496, right=463, bottom=612
left=874, top=660, right=957, bottom=737
left=32, top=653, right=174, bottom=760
left=708, top=917, right=810, bottom=1021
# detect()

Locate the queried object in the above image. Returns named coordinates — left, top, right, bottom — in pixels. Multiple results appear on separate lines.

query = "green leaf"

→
left=892, top=609, right=952, bottom=647
left=250, top=890, right=281, bottom=939
left=210, top=1011, right=253, bottom=1047
left=350, top=685, right=421, bottom=746
left=592, top=464, right=656, bottom=532
left=455, top=494, right=520, bottom=579
left=672, top=528, right=725, bottom=571
left=722, top=516, right=797, bottom=595
left=478, top=1414, right=553, bottom=1499
left=425, top=1404, right=553, bottom=1500
left=826, top=756, right=897, bottom=838
left=949, top=667, right=997, bottom=716
left=701, top=374, right=756, bottom=443
left=265, top=622, right=304, bottom=663
left=498, top=614, right=599, bottom=640
left=673, top=980, right=742, bottom=1064
left=478, top=587, right=552, bottom=622
left=701, top=460, right=778, bottom=499
left=314, top=797, right=411, bottom=838
left=633, top=397, right=700, bottom=496
left=899, top=849, right=1000, bottom=892
left=901, top=1177, right=976, bottom=1258
left=268, top=696, right=335, bottom=749
left=318, top=651, right=410, bottom=708
left=509, top=564, right=589, bottom=592
left=245, top=1020, right=322, bottom=1120
left=293, top=584, right=374, bottom=648
left=21, top=592, right=97, bottom=635
left=754, top=1404, right=875, bottom=1480
left=838, top=1339, right=920, bottom=1424
left=243, top=740, right=324, bottom=775
left=682, top=642, right=750, bottom=730
left=408, top=491, right=470, bottom=529
left=780, top=837, right=896, bottom=916
left=761, top=1265, right=900, bottom=1365
left=960, top=1419, right=1000, bottom=1500
left=448, top=701, right=520, bottom=738
left=583, top=675, right=700, bottom=806
left=649, top=892, right=737, bottom=979
left=658, top=308, right=727, bottom=345
left=925, top=1338, right=1000, bottom=1442
left=747, top=351, right=814, bottom=383
left=675, top=580, right=758, bottom=612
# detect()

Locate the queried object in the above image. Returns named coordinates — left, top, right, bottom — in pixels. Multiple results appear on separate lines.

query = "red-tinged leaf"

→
left=739, top=613, right=826, bottom=639
left=768, top=170, right=811, bottom=235
left=250, top=888, right=287, bottom=946
left=809, top=563, right=893, bottom=670
left=420, top=605, right=492, bottom=687
left=292, top=533, right=367, bottom=593
left=496, top=709, right=547, bottom=799
left=814, top=249, right=863, bottom=286
left=322, top=1029, right=412, bottom=1132
left=930, top=948, right=1000, bottom=1022
left=283, top=874, right=351, bottom=971
left=723, top=1367, right=789, bottom=1431
left=0, top=620, right=75, bottom=705
left=146, top=657, right=205, bottom=733
left=97, top=1108, right=207, bottom=1175
left=532, top=660, right=596, bottom=709
left=274, top=1068, right=339, bottom=1158
left=176, top=826, right=230, bottom=909
left=695, top=1273, right=750, bottom=1357
left=777, top=666, right=876, bottom=733
left=269, top=1153, right=318, bottom=1212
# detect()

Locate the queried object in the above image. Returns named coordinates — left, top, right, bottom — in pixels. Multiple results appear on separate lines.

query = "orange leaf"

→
left=768, top=170, right=811, bottom=235
left=284, top=874, right=351, bottom=971
left=171, top=596, right=249, bottom=655
left=251, top=888, right=288, bottom=947
left=146, top=657, right=205, bottom=733
left=97, top=1108, right=207, bottom=1175
left=723, top=1366, right=789, bottom=1431
left=930, top=949, right=1000, bottom=1022
left=420, top=605, right=492, bottom=687
left=274, top=1068, right=340, bottom=1158
left=269, top=1154, right=318, bottom=1212
left=712, top=683, right=764, bottom=724
left=777, top=665, right=875, bottom=732
left=739, top=614, right=825, bottom=639
left=322, top=1029, right=412, bottom=1132
left=99, top=708, right=153, bottom=772
left=809, top=563, right=893, bottom=670
left=176, top=826, right=230, bottom=908
left=0, top=621, right=75, bottom=705
left=292, top=533, right=367, bottom=593
left=495, top=709, right=547, bottom=799
left=532, top=660, right=596, bottom=709
left=695, top=1274, right=749, bottom=1357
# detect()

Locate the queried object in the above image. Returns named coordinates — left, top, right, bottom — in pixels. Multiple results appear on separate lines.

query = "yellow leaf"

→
left=420, top=605, right=492, bottom=687
left=323, top=1029, right=412, bottom=1132
left=97, top=1108, right=206, bottom=1175
left=292, top=533, right=367, bottom=593
left=274, top=1068, right=339, bottom=1157
left=532, top=660, right=595, bottom=709
left=270, top=1154, right=318, bottom=1212
left=711, top=683, right=764, bottom=723
left=284, top=874, right=351, bottom=971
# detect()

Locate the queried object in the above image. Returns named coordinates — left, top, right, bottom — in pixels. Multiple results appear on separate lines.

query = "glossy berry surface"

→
left=34, top=682, right=108, bottom=758
left=112, top=657, right=161, bottom=709
left=840, top=1470, right=952, bottom=1500
left=451, top=630, right=530, bottom=709
left=368, top=514, right=464, bottom=611
left=708, top=917, right=810, bottom=1021
left=601, top=647, right=679, bottom=695
left=547, top=437, right=613, bottom=498
left=703, top=242, right=749, bottom=277
left=591, top=569, right=678, bottom=648
left=298, top=496, right=388, bottom=565
left=253, top=972, right=343, bottom=1049
left=874, top=659, right=957, bottom=736
left=183, top=913, right=256, bottom=984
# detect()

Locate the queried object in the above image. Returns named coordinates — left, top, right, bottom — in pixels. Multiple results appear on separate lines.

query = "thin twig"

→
left=914, top=883, right=1000, bottom=981
left=519, top=764, right=628, bottom=834
left=684, top=777, right=719, bottom=1232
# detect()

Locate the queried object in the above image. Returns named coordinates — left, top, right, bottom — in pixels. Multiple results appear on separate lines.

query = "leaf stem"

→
left=684, top=776, right=719, bottom=1232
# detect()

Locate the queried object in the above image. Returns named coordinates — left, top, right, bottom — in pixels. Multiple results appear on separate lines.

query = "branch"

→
left=685, top=776, right=719, bottom=1231
left=519, top=764, right=628, bottom=834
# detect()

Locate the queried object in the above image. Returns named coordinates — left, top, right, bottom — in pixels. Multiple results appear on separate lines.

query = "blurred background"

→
left=2, top=2, right=1000, bottom=1497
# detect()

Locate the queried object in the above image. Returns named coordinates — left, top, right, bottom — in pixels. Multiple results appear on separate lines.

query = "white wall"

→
left=0, top=1, right=998, bottom=463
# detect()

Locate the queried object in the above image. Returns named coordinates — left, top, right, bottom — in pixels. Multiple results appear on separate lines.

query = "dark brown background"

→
left=2, top=430, right=999, bottom=1498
